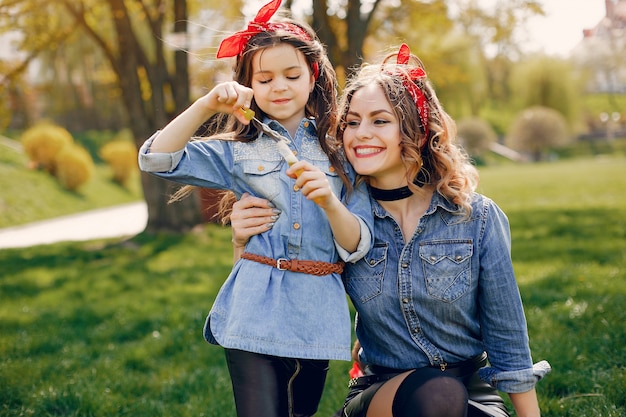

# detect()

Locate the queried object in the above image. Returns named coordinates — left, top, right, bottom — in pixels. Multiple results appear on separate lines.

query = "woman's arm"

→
left=509, top=389, right=541, bottom=417
left=150, top=81, right=253, bottom=153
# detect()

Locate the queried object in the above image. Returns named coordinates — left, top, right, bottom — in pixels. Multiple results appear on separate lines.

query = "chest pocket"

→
left=419, top=240, right=472, bottom=302
left=241, top=159, right=282, bottom=201
left=345, top=243, right=388, bottom=303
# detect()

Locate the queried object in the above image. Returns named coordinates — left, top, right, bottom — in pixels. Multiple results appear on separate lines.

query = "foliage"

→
left=99, top=132, right=139, bottom=186
left=1, top=157, right=625, bottom=416
left=0, top=138, right=142, bottom=228
left=508, top=56, right=580, bottom=125
left=20, top=122, right=74, bottom=174
left=456, top=117, right=497, bottom=157
left=505, top=106, right=572, bottom=161
left=54, top=143, right=95, bottom=191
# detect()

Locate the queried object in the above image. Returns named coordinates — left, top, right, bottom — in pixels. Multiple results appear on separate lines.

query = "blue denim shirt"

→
left=138, top=118, right=372, bottom=361
left=344, top=192, right=538, bottom=393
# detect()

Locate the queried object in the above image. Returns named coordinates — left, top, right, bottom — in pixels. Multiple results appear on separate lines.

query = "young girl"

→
left=230, top=44, right=550, bottom=417
left=138, top=1, right=372, bottom=416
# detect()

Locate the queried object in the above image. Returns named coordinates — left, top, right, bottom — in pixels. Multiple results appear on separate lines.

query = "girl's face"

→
left=251, top=43, right=315, bottom=132
left=342, top=83, right=407, bottom=189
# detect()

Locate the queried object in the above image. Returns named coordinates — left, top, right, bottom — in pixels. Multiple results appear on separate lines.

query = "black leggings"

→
left=225, top=348, right=329, bottom=417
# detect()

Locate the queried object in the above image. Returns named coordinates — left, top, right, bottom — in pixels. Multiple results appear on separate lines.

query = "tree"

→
left=508, top=56, right=579, bottom=124
left=1, top=0, right=233, bottom=232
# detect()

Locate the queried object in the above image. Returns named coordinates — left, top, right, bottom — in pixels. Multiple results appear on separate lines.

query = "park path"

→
left=0, top=202, right=147, bottom=249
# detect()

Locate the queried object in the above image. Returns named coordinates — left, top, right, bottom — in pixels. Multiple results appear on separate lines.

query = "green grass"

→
left=1, top=155, right=625, bottom=416
left=0, top=138, right=142, bottom=228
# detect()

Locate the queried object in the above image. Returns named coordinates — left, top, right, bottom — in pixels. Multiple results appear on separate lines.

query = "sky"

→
left=521, top=0, right=607, bottom=56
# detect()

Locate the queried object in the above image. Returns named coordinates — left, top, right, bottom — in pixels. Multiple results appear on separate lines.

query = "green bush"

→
left=457, top=117, right=497, bottom=157
left=20, top=122, right=74, bottom=174
left=99, top=140, right=138, bottom=186
left=55, top=143, right=95, bottom=191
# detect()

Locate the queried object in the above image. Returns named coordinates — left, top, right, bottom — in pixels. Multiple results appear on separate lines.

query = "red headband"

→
left=389, top=43, right=429, bottom=140
left=216, top=0, right=319, bottom=78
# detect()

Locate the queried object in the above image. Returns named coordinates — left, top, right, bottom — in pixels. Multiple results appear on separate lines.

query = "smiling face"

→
left=342, top=83, right=409, bottom=189
left=250, top=43, right=315, bottom=132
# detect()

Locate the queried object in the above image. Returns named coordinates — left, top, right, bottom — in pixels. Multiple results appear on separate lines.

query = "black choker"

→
left=368, top=184, right=413, bottom=201
left=368, top=172, right=428, bottom=201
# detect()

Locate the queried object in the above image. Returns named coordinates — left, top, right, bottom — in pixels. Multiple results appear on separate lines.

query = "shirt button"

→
left=257, top=165, right=265, bottom=171
left=369, top=260, right=376, bottom=266
left=416, top=227, right=423, bottom=234
left=304, top=121, right=309, bottom=128
left=329, top=166, right=335, bottom=172
left=401, top=263, right=408, bottom=268
left=293, top=185, right=300, bottom=192
left=455, top=255, right=463, bottom=261
left=430, top=256, right=436, bottom=261
left=402, top=298, right=409, bottom=303
left=293, top=150, right=298, bottom=157
left=293, top=223, right=301, bottom=230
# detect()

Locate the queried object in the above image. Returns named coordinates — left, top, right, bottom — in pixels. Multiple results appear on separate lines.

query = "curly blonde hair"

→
left=336, top=48, right=478, bottom=216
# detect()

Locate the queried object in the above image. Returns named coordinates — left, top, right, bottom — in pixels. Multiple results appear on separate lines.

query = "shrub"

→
left=20, top=122, right=74, bottom=174
left=55, top=144, right=95, bottom=191
left=505, top=106, right=571, bottom=161
left=99, top=139, right=138, bottom=186
left=456, top=117, right=497, bottom=157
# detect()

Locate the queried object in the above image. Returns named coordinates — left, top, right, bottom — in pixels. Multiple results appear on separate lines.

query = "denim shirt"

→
left=344, top=192, right=538, bottom=393
left=138, top=118, right=373, bottom=361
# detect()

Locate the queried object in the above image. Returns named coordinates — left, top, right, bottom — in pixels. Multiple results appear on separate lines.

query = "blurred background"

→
left=1, top=0, right=624, bottom=232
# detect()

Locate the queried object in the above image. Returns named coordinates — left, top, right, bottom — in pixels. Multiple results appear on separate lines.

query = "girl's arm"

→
left=288, top=161, right=361, bottom=252
left=150, top=81, right=253, bottom=153
left=509, top=389, right=541, bottom=417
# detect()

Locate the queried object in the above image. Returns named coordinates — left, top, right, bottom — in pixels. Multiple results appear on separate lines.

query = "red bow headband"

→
left=388, top=43, right=429, bottom=140
left=216, top=0, right=319, bottom=78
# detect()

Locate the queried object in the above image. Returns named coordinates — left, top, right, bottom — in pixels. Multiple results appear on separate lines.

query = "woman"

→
left=230, top=44, right=550, bottom=417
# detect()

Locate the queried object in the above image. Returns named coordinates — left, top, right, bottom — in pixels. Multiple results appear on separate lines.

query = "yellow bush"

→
left=55, top=144, right=95, bottom=191
left=21, top=123, right=74, bottom=174
left=99, top=140, right=138, bottom=186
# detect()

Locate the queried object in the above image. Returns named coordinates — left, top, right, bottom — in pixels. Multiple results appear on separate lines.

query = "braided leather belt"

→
left=240, top=252, right=344, bottom=276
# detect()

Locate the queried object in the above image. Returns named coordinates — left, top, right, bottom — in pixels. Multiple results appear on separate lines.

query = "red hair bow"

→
left=395, top=43, right=429, bottom=140
left=216, top=0, right=312, bottom=59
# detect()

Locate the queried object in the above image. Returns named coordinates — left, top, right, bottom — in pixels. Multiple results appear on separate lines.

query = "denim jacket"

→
left=139, top=118, right=372, bottom=361
left=344, top=192, right=539, bottom=393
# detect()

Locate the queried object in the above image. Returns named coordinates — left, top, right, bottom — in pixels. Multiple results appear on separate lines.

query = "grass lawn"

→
left=1, top=155, right=625, bottom=416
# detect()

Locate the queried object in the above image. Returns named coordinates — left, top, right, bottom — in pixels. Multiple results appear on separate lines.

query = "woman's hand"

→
left=230, top=193, right=280, bottom=249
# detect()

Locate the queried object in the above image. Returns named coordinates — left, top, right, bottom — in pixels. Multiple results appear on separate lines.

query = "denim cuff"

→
left=478, top=360, right=551, bottom=393
left=138, top=131, right=185, bottom=173
left=335, top=217, right=372, bottom=263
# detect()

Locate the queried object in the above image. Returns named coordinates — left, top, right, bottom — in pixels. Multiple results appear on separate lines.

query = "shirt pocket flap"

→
left=241, top=159, right=283, bottom=176
left=419, top=241, right=473, bottom=265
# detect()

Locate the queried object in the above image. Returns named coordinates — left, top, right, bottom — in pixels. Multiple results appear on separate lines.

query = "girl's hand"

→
left=287, top=161, right=339, bottom=210
left=230, top=193, right=280, bottom=248
left=203, top=81, right=254, bottom=124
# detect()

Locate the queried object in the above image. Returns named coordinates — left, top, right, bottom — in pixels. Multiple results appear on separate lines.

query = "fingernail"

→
left=271, top=215, right=279, bottom=221
left=266, top=222, right=275, bottom=229
left=268, top=202, right=276, bottom=208
left=272, top=209, right=282, bottom=215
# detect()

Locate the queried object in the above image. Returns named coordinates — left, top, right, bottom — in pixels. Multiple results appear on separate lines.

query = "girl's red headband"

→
left=216, top=0, right=319, bottom=78
left=386, top=43, right=429, bottom=140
